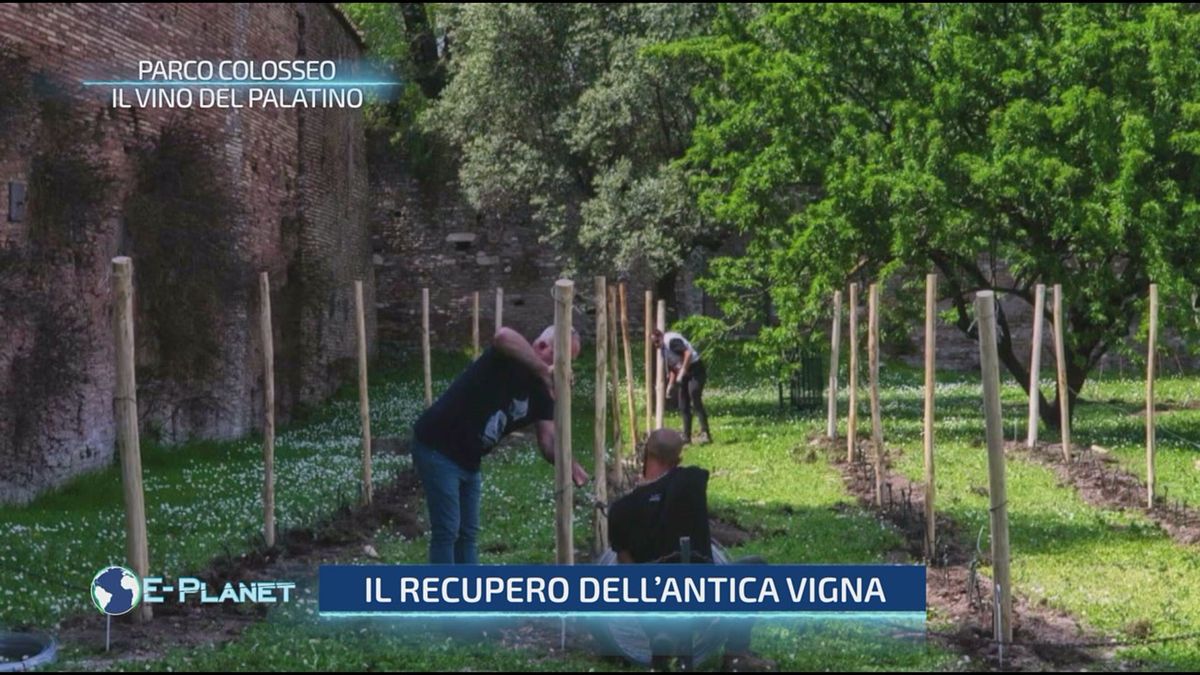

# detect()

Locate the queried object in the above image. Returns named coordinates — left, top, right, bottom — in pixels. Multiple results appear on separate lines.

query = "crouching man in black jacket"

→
left=608, top=429, right=775, bottom=672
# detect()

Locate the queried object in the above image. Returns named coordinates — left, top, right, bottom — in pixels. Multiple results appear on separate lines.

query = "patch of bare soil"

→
left=1014, top=441, right=1200, bottom=546
left=494, top=618, right=632, bottom=671
left=1129, top=399, right=1200, bottom=416
left=58, top=467, right=426, bottom=666
left=809, top=434, right=1130, bottom=671
left=709, top=516, right=754, bottom=549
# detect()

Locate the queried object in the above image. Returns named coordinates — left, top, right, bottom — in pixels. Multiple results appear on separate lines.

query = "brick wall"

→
left=0, top=4, right=372, bottom=503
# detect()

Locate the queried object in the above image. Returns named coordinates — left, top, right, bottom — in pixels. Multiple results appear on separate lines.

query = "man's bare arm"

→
left=677, top=347, right=693, bottom=379
left=493, top=328, right=553, bottom=390
left=536, top=420, right=589, bottom=486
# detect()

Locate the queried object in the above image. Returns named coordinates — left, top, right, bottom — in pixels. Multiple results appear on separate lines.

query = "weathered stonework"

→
left=370, top=167, right=560, bottom=347
left=369, top=142, right=660, bottom=350
left=0, top=4, right=372, bottom=503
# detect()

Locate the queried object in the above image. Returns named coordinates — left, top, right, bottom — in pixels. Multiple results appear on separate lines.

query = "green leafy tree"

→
left=669, top=3, right=1200, bottom=424
left=423, top=3, right=721, bottom=279
left=342, top=3, right=446, bottom=169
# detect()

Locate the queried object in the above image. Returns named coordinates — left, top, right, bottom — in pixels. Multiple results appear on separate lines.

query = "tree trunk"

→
left=969, top=291, right=1092, bottom=432
left=927, top=252, right=1104, bottom=433
left=399, top=4, right=446, bottom=98
left=655, top=269, right=679, bottom=325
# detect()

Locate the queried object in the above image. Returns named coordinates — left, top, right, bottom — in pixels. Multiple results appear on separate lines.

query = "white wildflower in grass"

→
left=6, top=348, right=1200, bottom=669
left=0, top=358, right=427, bottom=627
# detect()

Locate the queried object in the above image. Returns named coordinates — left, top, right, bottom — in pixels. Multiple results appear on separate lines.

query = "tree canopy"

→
left=344, top=3, right=1200, bottom=420
left=667, top=3, right=1200, bottom=419
left=422, top=3, right=720, bottom=279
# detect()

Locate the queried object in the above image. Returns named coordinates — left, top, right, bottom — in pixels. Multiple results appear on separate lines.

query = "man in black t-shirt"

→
left=412, top=325, right=589, bottom=564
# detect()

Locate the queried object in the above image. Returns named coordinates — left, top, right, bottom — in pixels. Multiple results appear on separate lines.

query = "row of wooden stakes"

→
left=109, top=258, right=379, bottom=624
left=111, top=260, right=683, bottom=628
left=106, top=254, right=1162, bottom=639
left=822, top=275, right=1161, bottom=647
left=522, top=279, right=672, bottom=566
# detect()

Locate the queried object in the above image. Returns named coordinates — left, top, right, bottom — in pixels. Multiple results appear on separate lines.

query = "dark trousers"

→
left=677, top=361, right=710, bottom=439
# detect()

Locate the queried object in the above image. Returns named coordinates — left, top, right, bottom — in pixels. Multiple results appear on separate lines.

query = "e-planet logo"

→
left=90, top=566, right=142, bottom=616
left=142, top=577, right=297, bottom=605
left=88, top=568, right=296, bottom=615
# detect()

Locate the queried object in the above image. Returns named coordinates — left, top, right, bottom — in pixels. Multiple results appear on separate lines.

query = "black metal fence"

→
left=779, top=350, right=825, bottom=412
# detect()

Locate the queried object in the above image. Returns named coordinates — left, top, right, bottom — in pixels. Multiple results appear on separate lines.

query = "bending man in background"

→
left=652, top=328, right=712, bottom=444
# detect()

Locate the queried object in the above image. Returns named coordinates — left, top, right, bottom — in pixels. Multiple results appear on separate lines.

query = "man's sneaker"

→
left=695, top=431, right=712, bottom=445
left=721, top=652, right=776, bottom=672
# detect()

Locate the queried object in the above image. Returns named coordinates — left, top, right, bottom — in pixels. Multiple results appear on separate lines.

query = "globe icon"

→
left=90, top=566, right=142, bottom=616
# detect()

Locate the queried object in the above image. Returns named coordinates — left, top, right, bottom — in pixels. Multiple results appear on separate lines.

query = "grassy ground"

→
left=5, top=341, right=1200, bottom=670
left=2, top=345, right=949, bottom=671
left=878, top=365, right=1200, bottom=670
left=0, top=365, right=421, bottom=628
left=98, top=348, right=947, bottom=671
left=1076, top=374, right=1200, bottom=509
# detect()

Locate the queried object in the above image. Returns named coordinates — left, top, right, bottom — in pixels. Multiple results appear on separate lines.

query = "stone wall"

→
left=368, top=145, right=763, bottom=371
left=0, top=4, right=372, bottom=503
left=369, top=143, right=662, bottom=350
left=371, top=158, right=560, bottom=348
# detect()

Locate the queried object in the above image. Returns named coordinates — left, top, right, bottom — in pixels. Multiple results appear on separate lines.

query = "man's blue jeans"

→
left=411, top=439, right=482, bottom=564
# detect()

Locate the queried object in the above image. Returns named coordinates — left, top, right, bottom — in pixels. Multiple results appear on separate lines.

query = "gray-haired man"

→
left=411, top=325, right=589, bottom=564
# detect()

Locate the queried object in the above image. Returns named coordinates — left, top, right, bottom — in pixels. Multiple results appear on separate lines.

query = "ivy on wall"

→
left=124, top=119, right=244, bottom=381
left=1, top=44, right=99, bottom=454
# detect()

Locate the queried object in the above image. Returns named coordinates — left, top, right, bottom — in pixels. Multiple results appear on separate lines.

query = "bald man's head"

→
left=532, top=325, right=581, bottom=366
left=644, top=428, right=686, bottom=468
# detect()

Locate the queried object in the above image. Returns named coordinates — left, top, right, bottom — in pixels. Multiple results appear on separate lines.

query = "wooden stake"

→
left=607, top=286, right=624, bottom=487
left=495, top=287, right=504, bottom=333
left=655, top=299, right=667, bottom=429
left=1027, top=284, right=1046, bottom=448
left=644, top=290, right=653, bottom=436
left=593, top=277, right=609, bottom=554
left=619, top=283, right=639, bottom=449
left=260, top=273, right=276, bottom=547
left=1147, top=283, right=1158, bottom=509
left=869, top=283, right=884, bottom=506
left=472, top=291, right=480, bottom=358
left=112, top=257, right=151, bottom=622
left=976, top=290, right=1013, bottom=647
left=1053, top=284, right=1070, bottom=463
left=923, top=274, right=937, bottom=560
left=847, top=283, right=860, bottom=463
left=553, top=279, right=575, bottom=564
left=827, top=290, right=842, bottom=440
left=355, top=281, right=373, bottom=506
left=422, top=288, right=432, bottom=407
